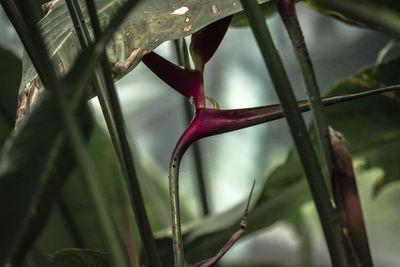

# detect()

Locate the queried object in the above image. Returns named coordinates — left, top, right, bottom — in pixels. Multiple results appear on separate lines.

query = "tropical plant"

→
left=0, top=0, right=400, bottom=266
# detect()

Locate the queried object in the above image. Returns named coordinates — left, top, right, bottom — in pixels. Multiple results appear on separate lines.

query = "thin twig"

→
left=186, top=182, right=255, bottom=267
left=66, top=1, right=162, bottom=265
left=0, top=0, right=143, bottom=265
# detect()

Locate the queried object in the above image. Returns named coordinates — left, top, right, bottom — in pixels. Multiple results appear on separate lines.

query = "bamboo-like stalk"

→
left=0, top=0, right=142, bottom=265
left=3, top=6, right=130, bottom=267
left=276, top=0, right=333, bottom=187
left=239, top=1, right=349, bottom=266
left=66, top=1, right=162, bottom=265
left=174, top=39, right=210, bottom=216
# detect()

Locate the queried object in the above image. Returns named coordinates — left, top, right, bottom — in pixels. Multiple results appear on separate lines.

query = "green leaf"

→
left=19, top=0, right=270, bottom=101
left=325, top=58, right=400, bottom=191
left=0, top=89, right=93, bottom=265
left=34, top=123, right=175, bottom=253
left=0, top=47, right=21, bottom=146
left=156, top=58, right=400, bottom=264
left=0, top=0, right=145, bottom=263
left=305, top=0, right=400, bottom=30
left=23, top=248, right=110, bottom=267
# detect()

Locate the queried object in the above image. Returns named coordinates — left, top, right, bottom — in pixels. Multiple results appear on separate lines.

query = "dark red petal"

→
left=171, top=105, right=287, bottom=160
left=142, top=51, right=205, bottom=108
left=190, top=15, right=232, bottom=72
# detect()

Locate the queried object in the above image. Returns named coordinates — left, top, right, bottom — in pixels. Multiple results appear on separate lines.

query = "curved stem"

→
left=168, top=153, right=185, bottom=267
left=83, top=1, right=162, bottom=265
left=174, top=39, right=210, bottom=216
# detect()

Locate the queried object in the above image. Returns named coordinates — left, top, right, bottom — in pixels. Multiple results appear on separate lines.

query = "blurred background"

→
left=1, top=2, right=399, bottom=266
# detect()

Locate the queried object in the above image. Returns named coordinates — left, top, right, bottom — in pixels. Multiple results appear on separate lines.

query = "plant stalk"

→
left=174, top=39, right=210, bottom=216
left=168, top=154, right=185, bottom=267
left=69, top=0, right=162, bottom=265
left=240, top=1, right=349, bottom=266
left=277, top=0, right=333, bottom=188
left=4, top=2, right=130, bottom=266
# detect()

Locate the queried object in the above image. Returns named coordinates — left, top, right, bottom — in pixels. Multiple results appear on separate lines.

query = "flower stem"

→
left=77, top=1, right=162, bottom=265
left=174, top=39, right=210, bottom=216
left=168, top=153, right=185, bottom=267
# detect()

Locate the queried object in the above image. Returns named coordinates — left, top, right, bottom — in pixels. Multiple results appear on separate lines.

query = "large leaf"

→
left=33, top=123, right=178, bottom=253
left=155, top=58, right=400, bottom=264
left=0, top=88, right=93, bottom=265
left=0, top=1, right=148, bottom=263
left=0, top=47, right=21, bottom=146
left=18, top=0, right=270, bottom=115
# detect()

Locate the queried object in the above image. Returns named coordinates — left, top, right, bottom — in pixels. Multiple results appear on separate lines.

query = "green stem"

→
left=174, top=39, right=210, bottom=216
left=168, top=154, right=185, bottom=267
left=3, top=0, right=145, bottom=265
left=240, top=1, right=348, bottom=266
left=276, top=0, right=333, bottom=189
left=6, top=2, right=129, bottom=266
left=73, top=1, right=162, bottom=266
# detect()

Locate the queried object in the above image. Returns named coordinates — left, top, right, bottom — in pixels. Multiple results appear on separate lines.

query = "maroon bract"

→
left=142, top=51, right=205, bottom=109
left=171, top=104, right=286, bottom=160
left=190, top=15, right=232, bottom=72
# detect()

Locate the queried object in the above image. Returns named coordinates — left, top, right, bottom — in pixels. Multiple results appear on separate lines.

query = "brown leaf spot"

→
left=183, top=24, right=193, bottom=32
left=210, top=4, right=220, bottom=14
left=41, top=0, right=59, bottom=18
left=15, top=79, right=40, bottom=127
left=58, top=60, right=65, bottom=73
